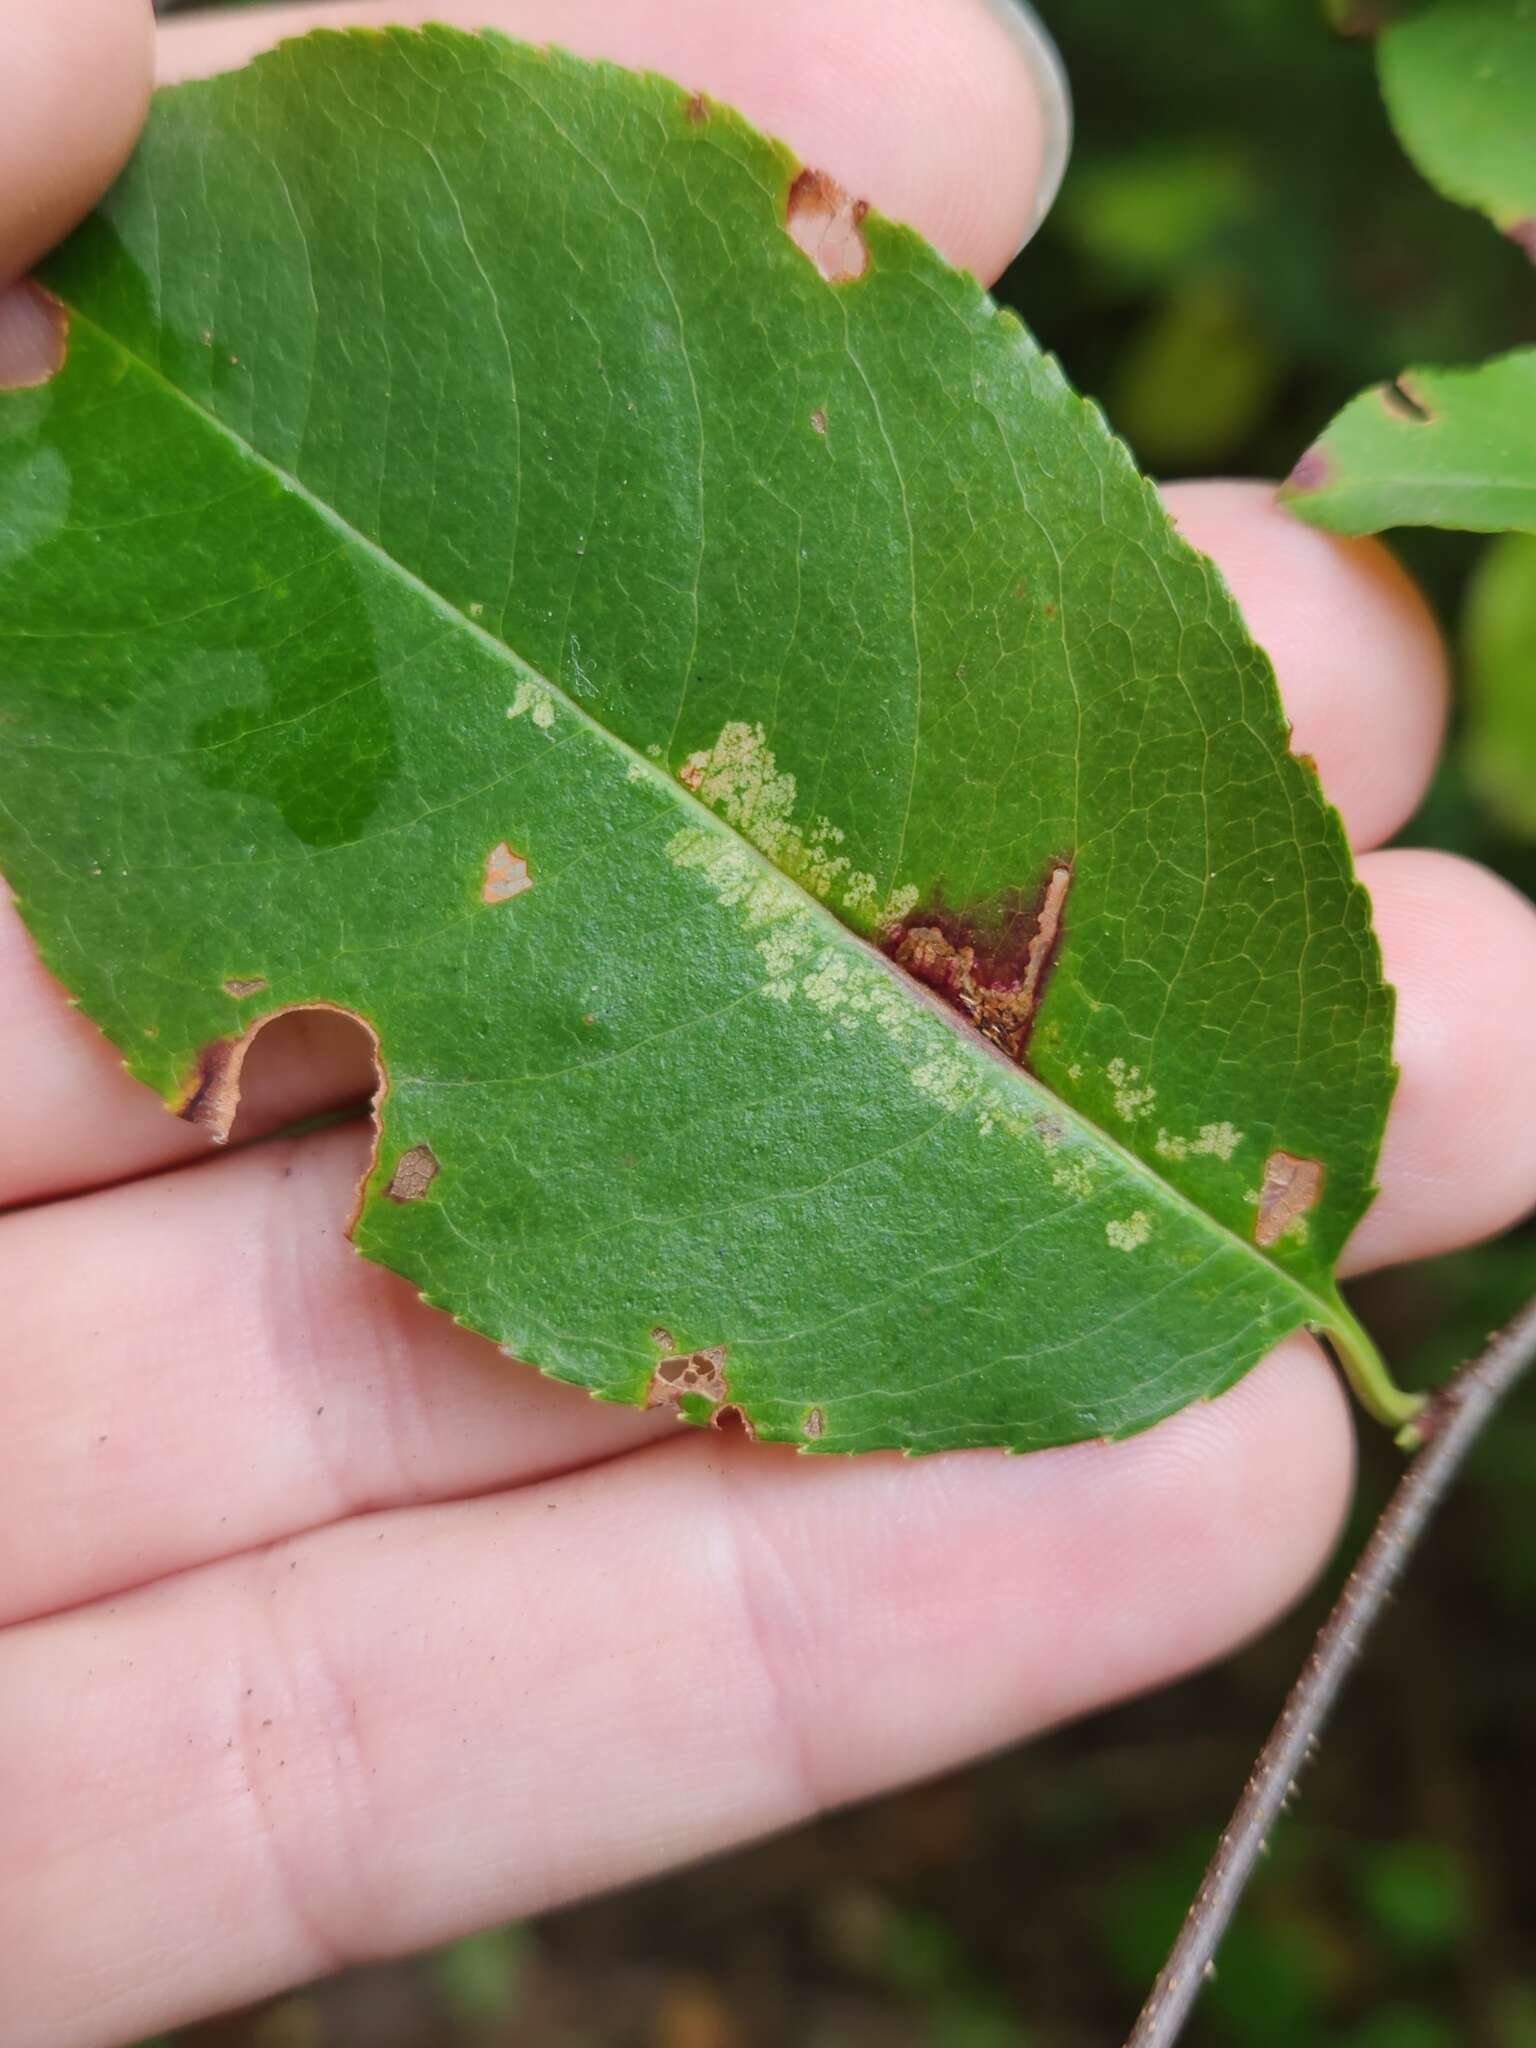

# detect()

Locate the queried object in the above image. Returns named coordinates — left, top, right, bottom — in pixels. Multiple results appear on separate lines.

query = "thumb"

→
left=0, top=0, right=155, bottom=387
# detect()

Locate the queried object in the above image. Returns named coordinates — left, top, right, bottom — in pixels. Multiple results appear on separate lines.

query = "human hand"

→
left=4, top=4, right=1535, bottom=2043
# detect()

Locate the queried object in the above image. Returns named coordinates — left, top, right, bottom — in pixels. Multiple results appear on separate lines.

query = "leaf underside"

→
left=0, top=31, right=1410, bottom=1451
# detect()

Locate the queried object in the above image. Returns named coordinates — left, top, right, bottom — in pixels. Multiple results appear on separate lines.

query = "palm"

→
left=3, top=4, right=1534, bottom=2046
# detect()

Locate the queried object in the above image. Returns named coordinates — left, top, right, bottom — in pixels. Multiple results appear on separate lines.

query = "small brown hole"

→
left=786, top=169, right=870, bottom=284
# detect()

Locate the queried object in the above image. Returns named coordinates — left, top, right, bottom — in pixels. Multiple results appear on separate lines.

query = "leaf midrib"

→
left=67, top=301, right=1360, bottom=1353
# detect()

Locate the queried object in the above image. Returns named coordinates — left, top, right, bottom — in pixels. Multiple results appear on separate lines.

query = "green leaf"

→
left=1377, top=0, right=1536, bottom=259
left=0, top=30, right=1415, bottom=1450
left=1282, top=347, right=1536, bottom=534
left=1462, top=530, right=1536, bottom=835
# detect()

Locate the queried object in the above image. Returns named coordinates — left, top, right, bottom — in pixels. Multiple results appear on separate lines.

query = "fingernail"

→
left=982, top=0, right=1072, bottom=256
left=0, top=280, right=68, bottom=391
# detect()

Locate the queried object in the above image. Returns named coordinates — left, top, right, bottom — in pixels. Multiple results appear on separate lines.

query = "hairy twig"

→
left=1126, top=1292, right=1536, bottom=2048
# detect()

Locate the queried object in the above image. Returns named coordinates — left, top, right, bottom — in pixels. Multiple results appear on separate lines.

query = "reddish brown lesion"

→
left=882, top=860, right=1072, bottom=1066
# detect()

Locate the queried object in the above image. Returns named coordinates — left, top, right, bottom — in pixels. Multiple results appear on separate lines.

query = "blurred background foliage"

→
left=146, top=1, right=1535, bottom=2042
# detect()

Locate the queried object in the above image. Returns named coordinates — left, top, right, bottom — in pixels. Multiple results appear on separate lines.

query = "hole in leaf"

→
left=386, top=1143, right=439, bottom=1202
left=179, top=1003, right=380, bottom=1145
left=786, top=169, right=870, bottom=283
left=0, top=281, right=68, bottom=391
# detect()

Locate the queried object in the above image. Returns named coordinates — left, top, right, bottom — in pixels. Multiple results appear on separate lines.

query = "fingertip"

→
left=1346, top=850, right=1536, bottom=1273
left=0, top=0, right=154, bottom=287
left=1164, top=480, right=1449, bottom=849
left=156, top=0, right=1069, bottom=284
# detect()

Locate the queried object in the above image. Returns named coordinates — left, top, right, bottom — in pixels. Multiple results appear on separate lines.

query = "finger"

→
left=0, top=0, right=152, bottom=285
left=158, top=0, right=1071, bottom=286
left=0, top=1340, right=1350, bottom=2048
left=1342, top=849, right=1536, bottom=1275
left=0, top=0, right=153, bottom=386
left=11, top=843, right=1530, bottom=1621
left=0, top=1122, right=663, bottom=1628
left=1164, top=480, right=1448, bottom=850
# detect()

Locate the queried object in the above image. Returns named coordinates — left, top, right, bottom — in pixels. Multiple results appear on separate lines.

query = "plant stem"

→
left=1323, top=1295, right=1426, bottom=1432
left=1125, top=1291, right=1536, bottom=2048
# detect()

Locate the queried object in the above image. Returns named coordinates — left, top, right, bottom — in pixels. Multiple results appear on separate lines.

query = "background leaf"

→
left=1283, top=347, right=1536, bottom=534
left=1377, top=0, right=1536, bottom=261
left=0, top=29, right=1409, bottom=1450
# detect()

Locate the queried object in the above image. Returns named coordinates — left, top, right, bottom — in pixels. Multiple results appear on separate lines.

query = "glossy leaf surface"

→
left=0, top=31, right=1410, bottom=1449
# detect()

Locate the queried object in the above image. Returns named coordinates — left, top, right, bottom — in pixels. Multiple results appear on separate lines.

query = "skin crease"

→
left=0, top=3, right=1534, bottom=2042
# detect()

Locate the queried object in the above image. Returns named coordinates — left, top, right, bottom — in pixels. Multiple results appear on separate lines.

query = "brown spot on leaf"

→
left=810, top=407, right=828, bottom=436
left=222, top=976, right=268, bottom=999
left=803, top=1407, right=825, bottom=1440
left=1286, top=447, right=1331, bottom=494
left=1255, top=1150, right=1325, bottom=1247
left=786, top=168, right=870, bottom=283
left=481, top=841, right=532, bottom=904
left=1505, top=219, right=1536, bottom=264
left=883, top=860, right=1072, bottom=1066
left=385, top=1143, right=438, bottom=1203
left=647, top=1345, right=730, bottom=1411
left=650, top=1326, right=676, bottom=1351
left=1381, top=377, right=1432, bottom=424
left=0, top=281, right=68, bottom=391
left=684, top=90, right=709, bottom=124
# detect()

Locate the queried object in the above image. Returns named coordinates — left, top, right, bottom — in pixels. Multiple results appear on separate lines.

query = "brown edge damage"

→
left=175, top=1001, right=388, bottom=1232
